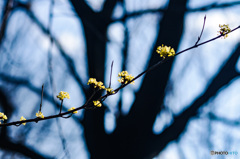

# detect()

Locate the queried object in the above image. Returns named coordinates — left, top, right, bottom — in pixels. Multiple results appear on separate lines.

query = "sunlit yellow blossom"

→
left=105, top=88, right=115, bottom=94
left=118, top=71, right=135, bottom=84
left=87, top=78, right=105, bottom=89
left=56, top=91, right=70, bottom=100
left=20, top=116, right=26, bottom=125
left=218, top=24, right=231, bottom=39
left=156, top=45, right=175, bottom=59
left=96, top=81, right=105, bottom=89
left=0, top=112, right=7, bottom=124
left=68, top=107, right=78, bottom=114
left=93, top=100, right=102, bottom=107
left=118, top=71, right=128, bottom=77
left=87, top=78, right=97, bottom=85
left=36, top=111, right=44, bottom=118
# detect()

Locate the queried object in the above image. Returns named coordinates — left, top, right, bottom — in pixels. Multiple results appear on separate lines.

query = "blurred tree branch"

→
left=0, top=136, right=53, bottom=159
left=14, top=2, right=90, bottom=98
left=2, top=23, right=233, bottom=127
left=112, top=1, right=240, bottom=23
left=0, top=73, right=83, bottom=125
left=149, top=43, right=240, bottom=158
left=0, top=0, right=14, bottom=46
left=1, top=0, right=240, bottom=158
left=209, top=113, right=240, bottom=126
left=188, top=1, right=240, bottom=12
left=69, top=1, right=118, bottom=158
left=0, top=89, right=51, bottom=159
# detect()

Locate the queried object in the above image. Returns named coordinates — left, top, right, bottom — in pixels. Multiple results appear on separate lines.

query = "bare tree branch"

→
left=0, top=0, right=14, bottom=46
left=149, top=43, right=240, bottom=158
left=188, top=1, right=240, bottom=12
left=0, top=73, right=83, bottom=126
left=111, top=1, right=240, bottom=23
left=0, top=137, right=53, bottom=159
left=209, top=113, right=240, bottom=126
left=14, top=3, right=89, bottom=98
left=0, top=89, right=51, bottom=159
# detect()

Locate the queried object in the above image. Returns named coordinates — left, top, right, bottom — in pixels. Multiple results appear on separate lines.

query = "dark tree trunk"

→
left=70, top=0, right=189, bottom=158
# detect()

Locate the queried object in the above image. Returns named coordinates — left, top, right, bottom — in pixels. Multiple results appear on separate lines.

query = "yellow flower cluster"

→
left=57, top=91, right=70, bottom=100
left=20, top=116, right=26, bottom=125
left=87, top=78, right=105, bottom=90
left=156, top=44, right=175, bottom=59
left=68, top=107, right=78, bottom=114
left=36, top=111, right=44, bottom=118
left=218, top=24, right=231, bottom=39
left=105, top=88, right=115, bottom=94
left=0, top=112, right=7, bottom=124
left=87, top=78, right=116, bottom=94
left=93, top=100, right=102, bottom=107
left=118, top=71, right=135, bottom=84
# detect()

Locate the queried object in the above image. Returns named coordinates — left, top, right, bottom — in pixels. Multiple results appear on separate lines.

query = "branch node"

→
left=61, top=114, right=73, bottom=119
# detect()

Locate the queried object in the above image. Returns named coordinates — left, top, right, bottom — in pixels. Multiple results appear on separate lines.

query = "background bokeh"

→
left=1, top=0, right=240, bottom=158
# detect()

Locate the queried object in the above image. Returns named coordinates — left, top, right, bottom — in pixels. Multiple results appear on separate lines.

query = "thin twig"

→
left=109, top=61, right=114, bottom=88
left=1, top=104, right=87, bottom=127
left=39, top=84, right=44, bottom=112
left=61, top=114, right=73, bottom=119
left=1, top=24, right=240, bottom=127
left=195, top=15, right=206, bottom=45
left=85, top=89, right=98, bottom=105
left=0, top=0, right=14, bottom=45
left=59, top=100, right=63, bottom=114
left=99, top=25, right=240, bottom=99
left=175, top=25, right=240, bottom=57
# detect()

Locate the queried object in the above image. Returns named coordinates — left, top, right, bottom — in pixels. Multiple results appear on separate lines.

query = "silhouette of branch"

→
left=39, top=84, right=44, bottom=112
left=47, top=0, right=56, bottom=102
left=28, top=10, right=89, bottom=96
left=111, top=8, right=165, bottom=23
left=0, top=104, right=87, bottom=126
left=55, top=116, right=71, bottom=159
left=1, top=22, right=239, bottom=127
left=209, top=113, right=240, bottom=126
left=100, top=0, right=118, bottom=23
left=108, top=61, right=114, bottom=88
left=0, top=0, right=14, bottom=46
left=0, top=73, right=82, bottom=125
left=117, top=2, right=130, bottom=113
left=195, top=15, right=206, bottom=45
left=111, top=1, right=240, bottom=23
left=188, top=1, right=240, bottom=12
left=0, top=89, right=51, bottom=159
left=0, top=88, right=14, bottom=130
left=69, top=0, right=107, bottom=42
left=15, top=3, right=89, bottom=98
left=0, top=137, right=53, bottom=159
left=103, top=24, right=239, bottom=95
left=148, top=43, right=240, bottom=158
left=176, top=25, right=240, bottom=56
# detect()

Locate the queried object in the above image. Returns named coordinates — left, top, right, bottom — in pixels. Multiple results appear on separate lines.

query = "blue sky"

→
left=1, top=0, right=240, bottom=158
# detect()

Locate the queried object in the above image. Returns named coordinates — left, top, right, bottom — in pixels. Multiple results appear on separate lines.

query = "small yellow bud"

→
left=156, top=44, right=175, bottom=59
left=87, top=78, right=105, bottom=90
left=118, top=71, right=135, bottom=85
left=105, top=88, right=115, bottom=94
left=68, top=107, right=78, bottom=114
left=218, top=24, right=231, bottom=39
left=36, top=111, right=44, bottom=118
left=93, top=100, right=102, bottom=107
left=0, top=112, right=7, bottom=124
left=57, top=91, right=70, bottom=100
left=20, top=116, right=26, bottom=125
